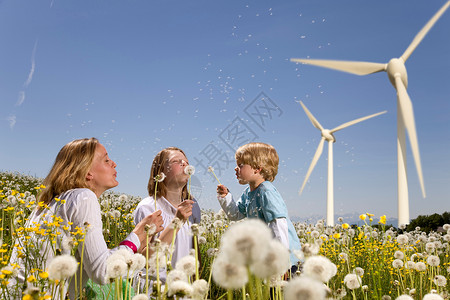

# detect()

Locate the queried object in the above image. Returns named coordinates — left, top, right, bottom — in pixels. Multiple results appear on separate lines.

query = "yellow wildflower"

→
left=359, top=214, right=366, bottom=221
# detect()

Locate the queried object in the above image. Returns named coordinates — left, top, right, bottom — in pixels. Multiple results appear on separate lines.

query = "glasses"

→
left=169, top=159, right=189, bottom=166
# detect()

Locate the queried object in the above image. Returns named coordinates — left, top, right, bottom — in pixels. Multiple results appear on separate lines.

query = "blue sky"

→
left=1, top=0, right=449, bottom=223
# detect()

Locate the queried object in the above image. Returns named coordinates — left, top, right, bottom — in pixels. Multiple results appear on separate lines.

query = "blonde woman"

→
left=8, top=138, right=164, bottom=299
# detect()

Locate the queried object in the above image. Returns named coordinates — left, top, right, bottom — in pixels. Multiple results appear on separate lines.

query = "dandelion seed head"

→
left=396, top=234, right=408, bottom=245
left=343, top=273, right=361, bottom=290
left=250, top=240, right=290, bottom=278
left=167, top=269, right=188, bottom=285
left=175, top=255, right=196, bottom=276
left=422, top=294, right=444, bottom=300
left=415, top=261, right=427, bottom=271
left=167, top=280, right=193, bottom=298
left=284, top=276, right=327, bottom=300
left=184, top=165, right=195, bottom=176
left=212, top=255, right=248, bottom=289
left=394, top=250, right=404, bottom=260
left=353, top=267, right=364, bottom=277
left=192, top=279, right=208, bottom=299
left=131, top=294, right=148, bottom=300
left=392, top=259, right=403, bottom=269
left=434, top=275, right=447, bottom=287
left=426, top=255, right=440, bottom=267
left=48, top=254, right=78, bottom=281
left=395, top=296, right=413, bottom=300
left=303, top=255, right=335, bottom=283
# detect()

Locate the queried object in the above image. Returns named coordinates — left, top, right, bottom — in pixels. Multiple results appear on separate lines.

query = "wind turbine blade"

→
left=401, top=1, right=450, bottom=62
left=299, top=138, right=325, bottom=196
left=331, top=111, right=387, bottom=133
left=300, top=101, right=324, bottom=131
left=291, top=58, right=386, bottom=76
left=394, top=76, right=426, bottom=198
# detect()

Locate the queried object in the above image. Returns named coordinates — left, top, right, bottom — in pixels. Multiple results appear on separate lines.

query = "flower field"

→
left=1, top=171, right=449, bottom=300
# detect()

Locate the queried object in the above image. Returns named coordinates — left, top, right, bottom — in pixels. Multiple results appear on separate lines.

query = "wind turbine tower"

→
left=299, top=101, right=386, bottom=227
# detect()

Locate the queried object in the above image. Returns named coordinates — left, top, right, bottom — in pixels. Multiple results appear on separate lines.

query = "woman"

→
left=8, top=138, right=164, bottom=299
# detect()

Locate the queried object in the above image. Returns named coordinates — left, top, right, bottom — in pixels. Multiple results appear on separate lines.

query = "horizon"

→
left=1, top=0, right=449, bottom=223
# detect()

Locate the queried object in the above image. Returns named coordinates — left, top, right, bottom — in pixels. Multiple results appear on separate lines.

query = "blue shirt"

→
left=237, top=181, right=301, bottom=265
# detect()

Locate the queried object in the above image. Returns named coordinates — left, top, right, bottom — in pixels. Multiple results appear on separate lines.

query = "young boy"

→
left=217, top=142, right=301, bottom=270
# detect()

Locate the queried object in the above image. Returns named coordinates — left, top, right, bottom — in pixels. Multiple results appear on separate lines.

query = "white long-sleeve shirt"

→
left=9, top=188, right=139, bottom=299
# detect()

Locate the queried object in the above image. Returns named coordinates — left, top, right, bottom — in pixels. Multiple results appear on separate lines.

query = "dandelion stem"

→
left=145, top=233, right=150, bottom=295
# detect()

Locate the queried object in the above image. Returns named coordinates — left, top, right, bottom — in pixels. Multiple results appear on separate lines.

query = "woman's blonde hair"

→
left=147, top=147, right=188, bottom=199
left=235, top=142, right=279, bottom=182
left=38, top=138, right=99, bottom=206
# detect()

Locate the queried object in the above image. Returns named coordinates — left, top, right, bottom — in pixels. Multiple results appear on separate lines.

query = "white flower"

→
left=167, top=269, right=188, bottom=285
left=426, top=242, right=436, bottom=253
left=396, top=234, right=408, bottom=245
left=175, top=255, right=196, bottom=277
left=106, top=255, right=128, bottom=280
left=423, top=294, right=444, bottom=300
left=392, top=259, right=404, bottom=269
left=61, top=235, right=76, bottom=252
left=220, top=219, right=272, bottom=266
left=284, top=276, right=327, bottom=300
left=344, top=273, right=361, bottom=290
left=132, top=294, right=148, bottom=300
left=212, top=255, right=248, bottom=289
left=414, top=262, right=427, bottom=272
left=154, top=172, right=166, bottom=182
left=301, top=243, right=320, bottom=256
left=353, top=267, right=364, bottom=277
left=167, top=280, right=193, bottom=297
left=405, top=261, right=415, bottom=269
left=394, top=250, right=404, bottom=260
left=426, top=255, right=440, bottom=267
left=118, top=194, right=128, bottom=203
left=129, top=254, right=146, bottom=273
left=48, top=254, right=78, bottom=281
left=434, top=275, right=447, bottom=287
left=303, top=255, right=335, bottom=283
left=250, top=240, right=290, bottom=278
left=184, top=165, right=195, bottom=176
left=192, top=279, right=208, bottom=299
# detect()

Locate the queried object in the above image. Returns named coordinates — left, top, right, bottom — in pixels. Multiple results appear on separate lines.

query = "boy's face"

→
left=235, top=162, right=261, bottom=185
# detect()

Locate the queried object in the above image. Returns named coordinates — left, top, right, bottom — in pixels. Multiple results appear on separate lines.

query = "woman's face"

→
left=86, top=143, right=118, bottom=196
left=164, top=150, right=189, bottom=186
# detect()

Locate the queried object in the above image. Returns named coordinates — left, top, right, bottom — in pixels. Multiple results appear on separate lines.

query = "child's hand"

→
left=176, top=200, right=193, bottom=223
left=217, top=184, right=229, bottom=198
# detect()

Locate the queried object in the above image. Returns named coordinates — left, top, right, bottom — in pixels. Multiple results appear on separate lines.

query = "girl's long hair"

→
left=38, top=138, right=99, bottom=206
left=147, top=147, right=188, bottom=199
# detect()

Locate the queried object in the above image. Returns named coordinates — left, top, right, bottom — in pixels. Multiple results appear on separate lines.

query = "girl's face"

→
left=86, top=143, right=118, bottom=196
left=164, top=150, right=189, bottom=186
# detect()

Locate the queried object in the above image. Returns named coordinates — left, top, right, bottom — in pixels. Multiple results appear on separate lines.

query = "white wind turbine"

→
left=299, top=101, right=386, bottom=226
left=292, top=1, right=450, bottom=226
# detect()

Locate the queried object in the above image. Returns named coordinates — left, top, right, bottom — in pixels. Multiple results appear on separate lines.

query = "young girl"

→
left=217, top=142, right=301, bottom=272
left=134, top=147, right=201, bottom=286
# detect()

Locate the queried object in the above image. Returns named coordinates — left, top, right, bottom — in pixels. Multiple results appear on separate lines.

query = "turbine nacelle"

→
left=386, top=58, right=408, bottom=88
left=321, top=129, right=336, bottom=142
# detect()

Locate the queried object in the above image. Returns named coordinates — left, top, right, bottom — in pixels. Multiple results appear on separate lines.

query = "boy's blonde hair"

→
left=235, top=142, right=279, bottom=182
left=38, top=138, right=99, bottom=206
